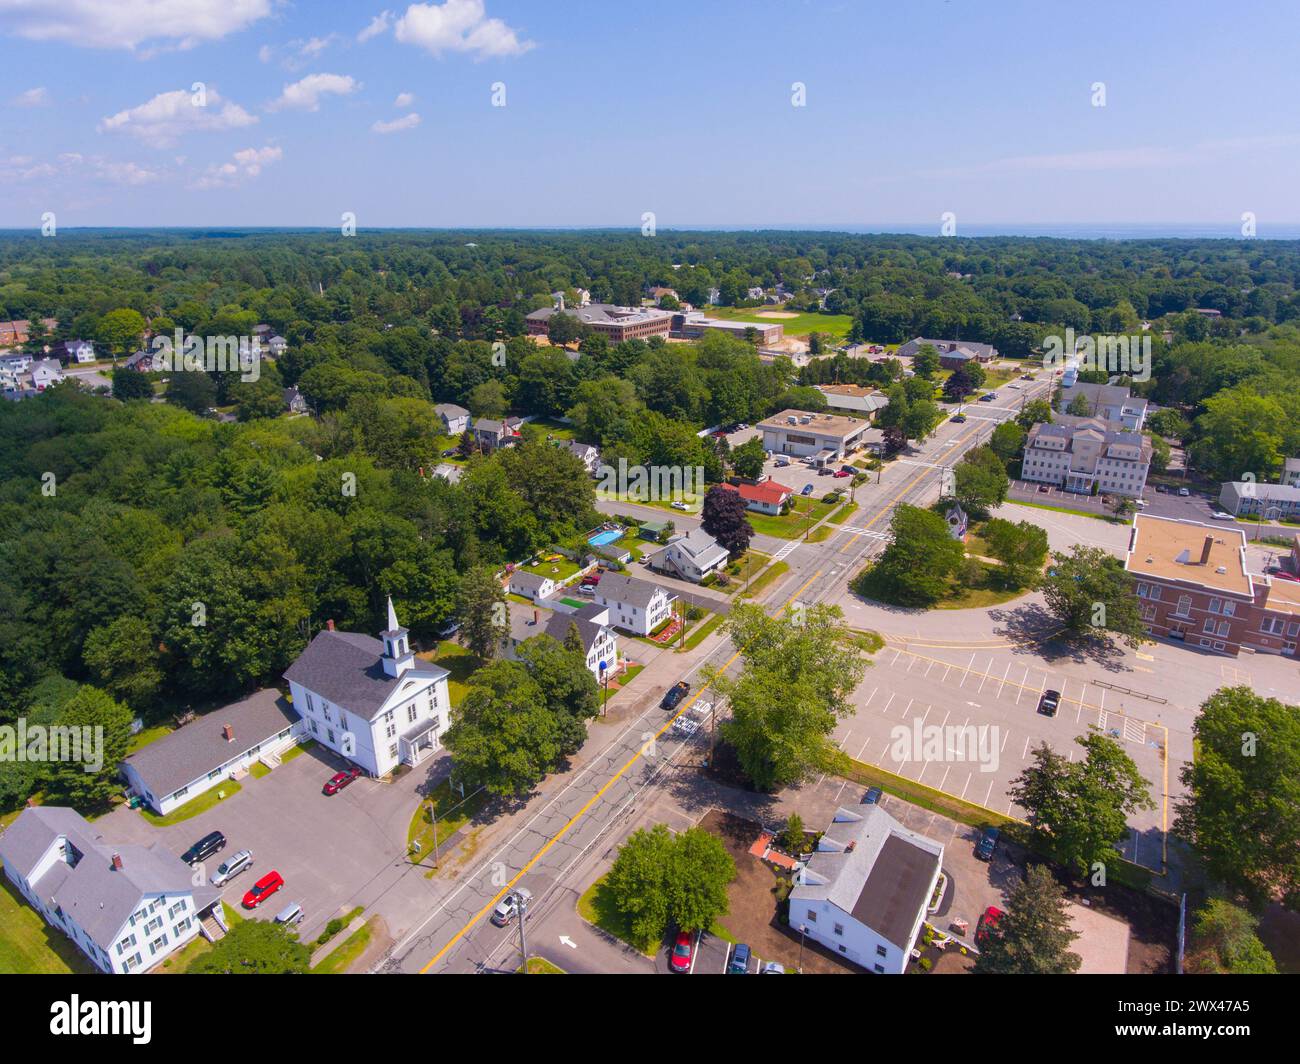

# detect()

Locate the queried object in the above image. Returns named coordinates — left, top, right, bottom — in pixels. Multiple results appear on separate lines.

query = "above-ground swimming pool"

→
left=588, top=529, right=623, bottom=546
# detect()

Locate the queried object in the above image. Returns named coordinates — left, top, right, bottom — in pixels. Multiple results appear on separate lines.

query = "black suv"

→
left=182, top=830, right=226, bottom=866
left=1036, top=689, right=1061, bottom=717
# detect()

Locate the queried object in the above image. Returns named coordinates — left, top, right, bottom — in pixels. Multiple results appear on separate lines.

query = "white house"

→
left=1, top=352, right=33, bottom=373
left=593, top=572, right=675, bottom=636
left=0, top=806, right=221, bottom=974
left=501, top=601, right=619, bottom=681
left=120, top=689, right=302, bottom=816
left=1283, top=457, right=1300, bottom=489
left=52, top=339, right=96, bottom=364
left=266, top=335, right=288, bottom=356
left=788, top=805, right=943, bottom=974
left=283, top=599, right=451, bottom=777
left=435, top=403, right=470, bottom=435
left=29, top=358, right=65, bottom=390
left=647, top=529, right=729, bottom=583
left=564, top=440, right=601, bottom=474
left=509, top=570, right=557, bottom=602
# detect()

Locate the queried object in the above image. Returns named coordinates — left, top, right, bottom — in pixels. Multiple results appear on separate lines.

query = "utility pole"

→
left=515, top=889, right=530, bottom=973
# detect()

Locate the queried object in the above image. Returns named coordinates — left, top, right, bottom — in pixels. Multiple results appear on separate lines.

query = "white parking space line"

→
left=919, top=705, right=932, bottom=727
left=997, top=661, right=1011, bottom=697
left=881, top=692, right=896, bottom=715
left=1015, top=666, right=1029, bottom=703
left=1022, top=736, right=1031, bottom=759
left=960, top=652, right=977, bottom=687
left=943, top=665, right=953, bottom=683
left=863, top=686, right=878, bottom=708
left=857, top=738, right=873, bottom=760
left=982, top=780, right=994, bottom=807
left=924, top=659, right=935, bottom=677
left=1000, top=729, right=1010, bottom=752
left=938, top=765, right=951, bottom=791
left=959, top=773, right=972, bottom=799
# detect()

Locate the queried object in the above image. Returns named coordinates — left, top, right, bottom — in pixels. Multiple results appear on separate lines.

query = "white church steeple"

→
left=380, top=596, right=414, bottom=678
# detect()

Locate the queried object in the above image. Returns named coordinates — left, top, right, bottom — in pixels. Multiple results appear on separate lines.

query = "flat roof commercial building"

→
left=525, top=303, right=673, bottom=342
left=758, top=408, right=871, bottom=462
left=1125, top=514, right=1300, bottom=658
left=670, top=312, right=784, bottom=345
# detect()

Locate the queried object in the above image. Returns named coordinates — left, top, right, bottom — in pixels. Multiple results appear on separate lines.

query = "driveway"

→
left=100, top=742, right=434, bottom=943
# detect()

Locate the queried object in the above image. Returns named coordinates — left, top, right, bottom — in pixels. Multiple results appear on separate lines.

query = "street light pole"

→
left=797, top=923, right=807, bottom=974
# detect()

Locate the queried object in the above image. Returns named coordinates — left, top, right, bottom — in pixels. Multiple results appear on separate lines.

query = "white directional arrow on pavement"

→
left=559, top=935, right=577, bottom=949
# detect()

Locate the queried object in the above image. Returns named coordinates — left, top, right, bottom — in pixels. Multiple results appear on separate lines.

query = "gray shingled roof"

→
left=542, top=603, right=610, bottom=655
left=789, top=805, right=941, bottom=951
left=282, top=629, right=448, bottom=721
left=510, top=571, right=552, bottom=591
left=594, top=572, right=667, bottom=610
left=435, top=403, right=469, bottom=419
left=0, top=806, right=220, bottom=951
left=121, top=689, right=297, bottom=799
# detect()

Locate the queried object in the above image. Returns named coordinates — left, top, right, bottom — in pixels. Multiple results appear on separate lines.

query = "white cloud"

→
left=357, top=10, right=392, bottom=43
left=394, top=91, right=415, bottom=108
left=99, top=88, right=258, bottom=147
left=11, top=86, right=49, bottom=107
left=393, top=1, right=533, bottom=59
left=0, top=0, right=272, bottom=51
left=372, top=113, right=420, bottom=134
left=194, top=144, right=282, bottom=188
left=93, top=159, right=162, bottom=185
left=258, top=43, right=273, bottom=63
left=0, top=152, right=163, bottom=186
left=267, top=73, right=360, bottom=112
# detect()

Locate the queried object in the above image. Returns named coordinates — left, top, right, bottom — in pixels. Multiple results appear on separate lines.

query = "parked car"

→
left=182, top=830, right=226, bottom=866
left=801, top=483, right=813, bottom=495
left=833, top=469, right=851, bottom=478
left=210, top=849, right=254, bottom=887
left=975, top=827, right=999, bottom=861
left=1178, top=487, right=1191, bottom=496
left=775, top=456, right=789, bottom=467
left=490, top=887, right=533, bottom=927
left=1155, top=484, right=1170, bottom=494
left=1274, top=571, right=1300, bottom=582
left=273, top=902, right=305, bottom=926
left=1211, top=511, right=1236, bottom=521
left=660, top=680, right=691, bottom=710
left=950, top=414, right=967, bottom=423
left=434, top=619, right=461, bottom=639
left=1037, top=484, right=1050, bottom=493
left=577, top=584, right=596, bottom=596
left=728, top=942, right=751, bottom=974
left=976, top=906, right=1004, bottom=944
left=1037, top=689, right=1061, bottom=717
left=840, top=465, right=856, bottom=475
left=441, top=449, right=458, bottom=458
left=1021, top=373, right=1035, bottom=380
left=670, top=501, right=690, bottom=511
left=669, top=930, right=694, bottom=973
left=862, top=786, right=883, bottom=805
left=323, top=766, right=362, bottom=795
left=580, top=572, right=601, bottom=586
left=242, top=870, right=285, bottom=909
left=762, top=961, right=785, bottom=974
left=979, top=393, right=996, bottom=402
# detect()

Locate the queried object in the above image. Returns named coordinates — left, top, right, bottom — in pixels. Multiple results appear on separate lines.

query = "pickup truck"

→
left=660, top=681, right=691, bottom=710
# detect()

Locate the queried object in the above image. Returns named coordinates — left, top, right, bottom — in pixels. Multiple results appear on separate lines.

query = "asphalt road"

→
left=374, top=371, right=1059, bottom=974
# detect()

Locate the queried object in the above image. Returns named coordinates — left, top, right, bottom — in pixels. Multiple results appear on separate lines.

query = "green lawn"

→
left=577, top=875, right=656, bottom=956
left=139, top=779, right=242, bottom=826
left=827, top=501, right=859, bottom=525
left=280, top=739, right=314, bottom=763
left=744, top=497, right=837, bottom=539
left=679, top=614, right=724, bottom=651
left=407, top=780, right=488, bottom=868
left=738, top=560, right=791, bottom=600
left=519, top=956, right=567, bottom=974
left=127, top=723, right=173, bottom=754
left=700, top=304, right=855, bottom=341
left=419, top=640, right=481, bottom=707
left=0, top=871, right=98, bottom=973
left=525, top=418, right=579, bottom=442
left=311, top=918, right=375, bottom=974
left=248, top=761, right=272, bottom=779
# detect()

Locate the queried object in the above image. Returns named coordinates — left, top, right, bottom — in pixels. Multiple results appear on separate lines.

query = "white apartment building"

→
left=1021, top=415, right=1152, bottom=498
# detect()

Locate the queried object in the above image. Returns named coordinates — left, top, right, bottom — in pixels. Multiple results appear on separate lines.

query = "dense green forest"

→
left=3, top=229, right=1300, bottom=810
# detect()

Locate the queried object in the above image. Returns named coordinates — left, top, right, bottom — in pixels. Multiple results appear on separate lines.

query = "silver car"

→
left=210, top=849, right=254, bottom=887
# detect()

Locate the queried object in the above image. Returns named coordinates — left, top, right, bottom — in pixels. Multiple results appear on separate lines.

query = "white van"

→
left=274, top=901, right=305, bottom=926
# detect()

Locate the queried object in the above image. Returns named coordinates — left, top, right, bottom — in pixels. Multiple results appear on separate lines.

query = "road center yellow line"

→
left=418, top=569, right=823, bottom=972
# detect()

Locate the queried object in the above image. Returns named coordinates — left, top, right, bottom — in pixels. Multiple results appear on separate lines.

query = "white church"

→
left=283, top=599, right=451, bottom=777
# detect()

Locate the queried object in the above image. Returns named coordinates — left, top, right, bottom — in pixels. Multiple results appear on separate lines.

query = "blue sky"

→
left=1, top=0, right=1297, bottom=230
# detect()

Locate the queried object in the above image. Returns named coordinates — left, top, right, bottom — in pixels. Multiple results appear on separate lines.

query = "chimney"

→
left=111, top=853, right=123, bottom=871
left=1200, top=536, right=1214, bottom=566
left=222, top=723, right=235, bottom=743
left=326, top=618, right=335, bottom=631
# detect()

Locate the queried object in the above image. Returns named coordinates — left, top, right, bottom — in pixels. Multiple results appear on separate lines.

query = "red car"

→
left=323, top=766, right=362, bottom=795
left=242, top=870, right=285, bottom=909
left=976, top=905, right=1004, bottom=944
left=669, top=930, right=694, bottom=973
left=833, top=469, right=851, bottom=478
left=580, top=572, right=601, bottom=587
